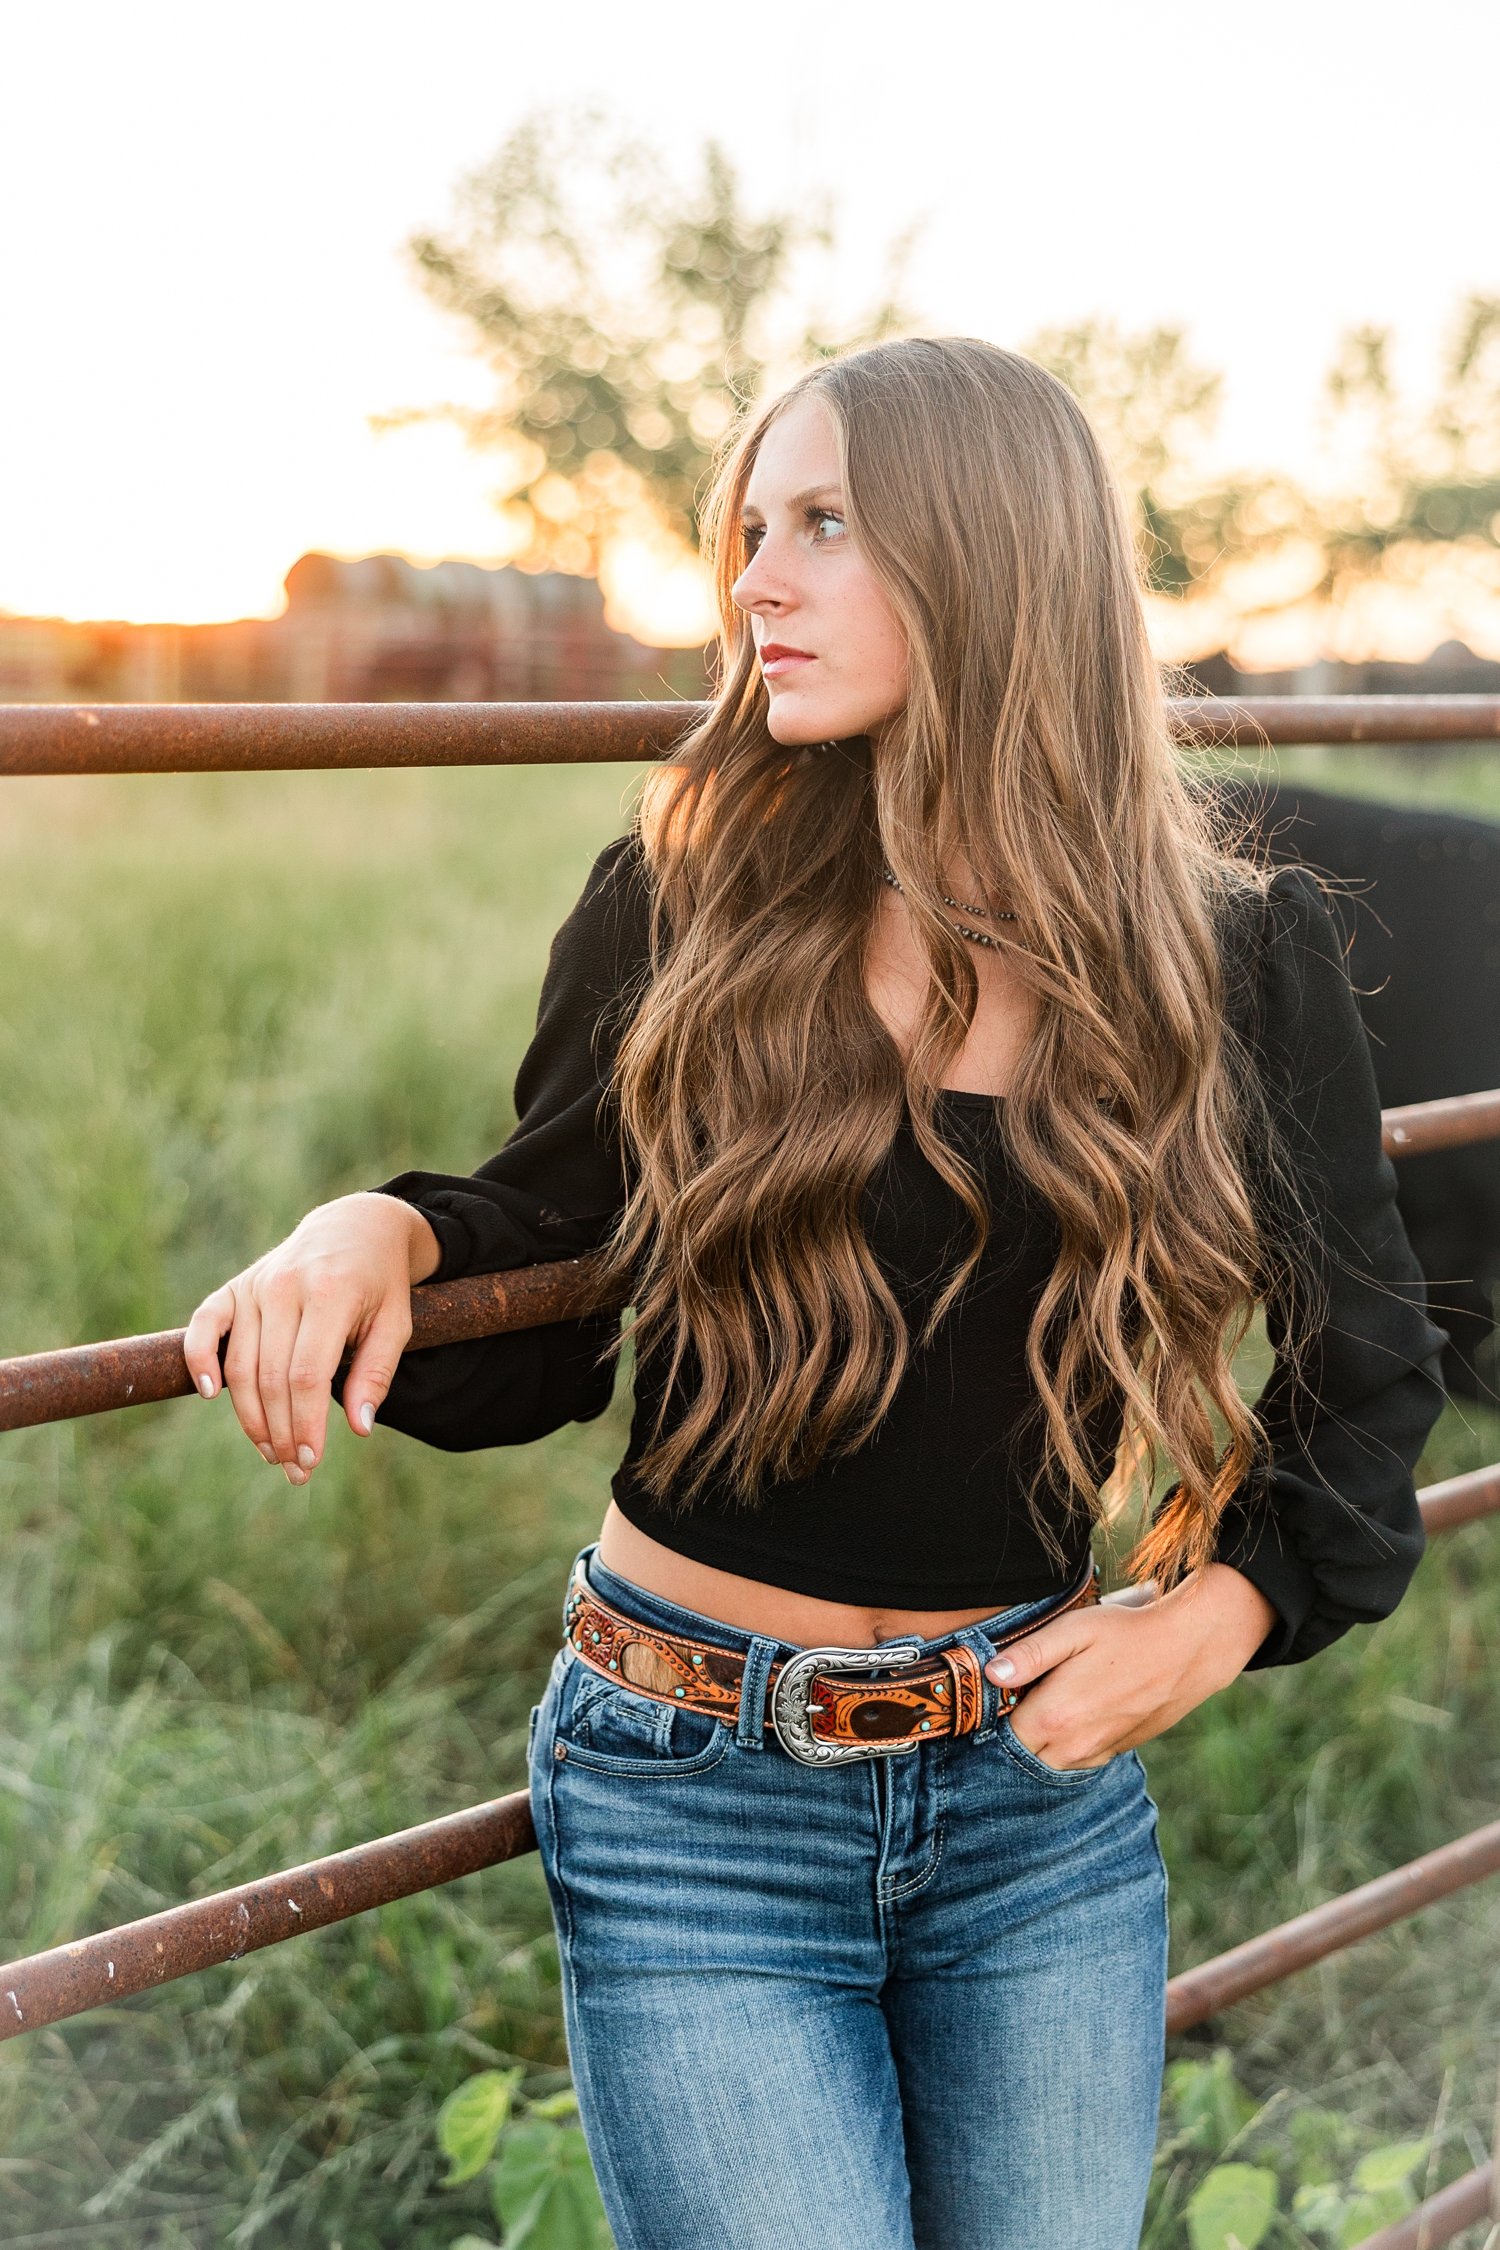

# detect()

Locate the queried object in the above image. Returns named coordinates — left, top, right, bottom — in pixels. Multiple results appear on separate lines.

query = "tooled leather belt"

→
left=562, top=1564, right=1100, bottom=1768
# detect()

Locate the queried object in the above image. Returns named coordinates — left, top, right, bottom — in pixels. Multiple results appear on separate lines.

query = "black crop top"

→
left=371, top=835, right=1446, bottom=1667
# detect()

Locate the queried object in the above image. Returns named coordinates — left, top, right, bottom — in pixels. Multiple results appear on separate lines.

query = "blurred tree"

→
left=1322, top=295, right=1500, bottom=573
left=1025, top=318, right=1222, bottom=500
left=398, top=113, right=910, bottom=580
left=1027, top=317, right=1309, bottom=601
left=1033, top=301, right=1500, bottom=657
left=401, top=126, right=1500, bottom=663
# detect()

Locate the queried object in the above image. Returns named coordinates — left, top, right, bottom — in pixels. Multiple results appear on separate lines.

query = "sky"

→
left=3, top=0, right=1498, bottom=632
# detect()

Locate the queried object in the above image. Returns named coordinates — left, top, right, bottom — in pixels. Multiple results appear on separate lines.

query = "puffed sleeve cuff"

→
left=1214, top=1494, right=1412, bottom=1674
left=1211, top=1490, right=1322, bottom=1667
left=1206, top=1321, right=1444, bottom=1665
left=372, top=1169, right=601, bottom=1286
left=333, top=1315, right=619, bottom=1451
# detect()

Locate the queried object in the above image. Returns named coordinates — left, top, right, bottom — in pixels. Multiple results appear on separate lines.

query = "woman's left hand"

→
left=986, top=1564, right=1277, bottom=1770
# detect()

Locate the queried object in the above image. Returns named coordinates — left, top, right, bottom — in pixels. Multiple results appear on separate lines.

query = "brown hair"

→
left=607, top=336, right=1281, bottom=1585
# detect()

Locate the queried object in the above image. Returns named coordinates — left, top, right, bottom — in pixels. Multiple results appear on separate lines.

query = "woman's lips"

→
left=759, top=642, right=815, bottom=680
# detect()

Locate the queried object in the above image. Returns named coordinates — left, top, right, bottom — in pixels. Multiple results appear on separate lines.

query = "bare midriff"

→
left=595, top=1501, right=1011, bottom=1650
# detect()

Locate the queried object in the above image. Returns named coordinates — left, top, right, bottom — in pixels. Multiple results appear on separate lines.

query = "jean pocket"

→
left=553, top=1668, right=732, bottom=1779
left=997, top=1717, right=1114, bottom=1787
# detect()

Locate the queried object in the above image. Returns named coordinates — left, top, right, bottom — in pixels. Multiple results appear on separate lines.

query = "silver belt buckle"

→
left=771, top=1643, right=923, bottom=1767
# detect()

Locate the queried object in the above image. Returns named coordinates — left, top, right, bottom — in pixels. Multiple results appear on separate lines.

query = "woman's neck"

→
left=864, top=871, right=1037, bottom=1097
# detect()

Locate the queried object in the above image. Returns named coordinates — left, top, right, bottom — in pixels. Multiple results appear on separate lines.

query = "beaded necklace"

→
left=881, top=867, right=1018, bottom=950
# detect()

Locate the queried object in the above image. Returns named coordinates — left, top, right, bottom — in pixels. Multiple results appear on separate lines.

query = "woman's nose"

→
left=732, top=545, right=790, bottom=616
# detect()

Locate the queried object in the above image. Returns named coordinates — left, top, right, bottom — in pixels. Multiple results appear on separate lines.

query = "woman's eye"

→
left=742, top=523, right=765, bottom=555
left=812, top=511, right=848, bottom=543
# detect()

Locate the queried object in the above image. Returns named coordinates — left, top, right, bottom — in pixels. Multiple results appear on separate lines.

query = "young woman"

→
left=186, top=339, right=1445, bottom=2249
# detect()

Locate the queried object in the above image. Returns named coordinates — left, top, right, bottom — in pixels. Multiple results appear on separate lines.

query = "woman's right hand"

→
left=182, top=1192, right=441, bottom=1484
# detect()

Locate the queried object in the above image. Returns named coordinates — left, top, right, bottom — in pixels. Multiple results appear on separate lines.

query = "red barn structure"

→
left=0, top=554, right=709, bottom=706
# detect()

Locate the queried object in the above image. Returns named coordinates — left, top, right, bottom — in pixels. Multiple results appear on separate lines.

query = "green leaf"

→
left=527, top=2090, right=582, bottom=2121
left=492, top=2123, right=564, bottom=2229
left=1289, top=2105, right=1353, bottom=2187
left=1292, top=2180, right=1349, bottom=2238
left=1352, top=2139, right=1429, bottom=2193
left=1336, top=2187, right=1417, bottom=2248
left=1166, top=2052, right=1258, bottom=2156
left=447, top=2238, right=501, bottom=2249
left=437, top=2069, right=523, bottom=2186
left=1184, top=2162, right=1279, bottom=2250
left=492, top=2121, right=609, bottom=2248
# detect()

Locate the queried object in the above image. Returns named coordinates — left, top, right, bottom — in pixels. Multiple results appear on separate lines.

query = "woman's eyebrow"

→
left=741, top=481, right=843, bottom=521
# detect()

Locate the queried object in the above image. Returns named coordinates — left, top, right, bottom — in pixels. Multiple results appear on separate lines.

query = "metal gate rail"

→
left=2, top=692, right=1500, bottom=777
left=5, top=694, right=1500, bottom=2240
left=1, top=1084, right=1495, bottom=1436
left=1354, top=2162, right=1495, bottom=2250
left=2, top=1078, right=1498, bottom=2046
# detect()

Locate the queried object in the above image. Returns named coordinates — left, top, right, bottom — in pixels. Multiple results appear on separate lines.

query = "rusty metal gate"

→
left=4, top=693, right=1500, bottom=2250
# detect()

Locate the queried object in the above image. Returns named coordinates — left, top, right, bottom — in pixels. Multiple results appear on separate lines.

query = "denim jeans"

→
left=528, top=1548, right=1168, bottom=2250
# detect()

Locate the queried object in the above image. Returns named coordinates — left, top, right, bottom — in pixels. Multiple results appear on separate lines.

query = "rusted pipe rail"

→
left=1382, top=1086, right=1500, bottom=1158
left=3, top=1302, right=1492, bottom=1533
left=1414, top=1460, right=1500, bottom=1534
left=0, top=1255, right=616, bottom=1431
left=1, top=1086, right=1496, bottom=1436
left=2, top=694, right=1500, bottom=777
left=1350, top=2161, right=1494, bottom=2250
left=1164, top=1817, right=1500, bottom=2033
left=0, top=1791, right=535, bottom=2042
left=0, top=701, right=698, bottom=774
left=4, top=697, right=1500, bottom=2074
left=1179, top=694, right=1500, bottom=745
left=5, top=1795, right=1497, bottom=2048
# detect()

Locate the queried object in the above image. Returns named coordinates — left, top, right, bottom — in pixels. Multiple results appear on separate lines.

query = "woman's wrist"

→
left=402, top=1204, right=442, bottom=1284
left=332, top=1191, right=441, bottom=1284
left=1180, top=1563, right=1278, bottom=1675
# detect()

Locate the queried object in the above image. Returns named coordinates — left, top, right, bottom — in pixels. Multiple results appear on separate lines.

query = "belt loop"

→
left=736, top=1636, right=779, bottom=1750
left=952, top=1623, right=1003, bottom=1739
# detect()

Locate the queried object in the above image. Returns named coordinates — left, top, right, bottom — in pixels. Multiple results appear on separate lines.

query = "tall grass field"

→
left=1, top=745, right=1499, bottom=2247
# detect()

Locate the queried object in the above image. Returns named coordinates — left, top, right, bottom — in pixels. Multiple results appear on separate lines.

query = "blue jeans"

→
left=528, top=1549, right=1168, bottom=2250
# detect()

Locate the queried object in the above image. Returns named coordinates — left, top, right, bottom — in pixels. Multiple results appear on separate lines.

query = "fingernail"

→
left=297, top=1446, right=315, bottom=1470
left=258, top=1444, right=278, bottom=1463
left=284, top=1465, right=308, bottom=1486
left=359, top=1401, right=374, bottom=1434
left=198, top=1374, right=215, bottom=1399
left=987, top=1657, right=1015, bottom=1682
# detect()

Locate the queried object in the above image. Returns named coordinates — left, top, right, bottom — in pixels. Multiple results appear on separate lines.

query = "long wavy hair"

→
left=607, top=336, right=1286, bottom=1586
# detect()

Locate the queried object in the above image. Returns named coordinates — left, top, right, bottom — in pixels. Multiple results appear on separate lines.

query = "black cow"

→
left=1216, top=780, right=1500, bottom=1401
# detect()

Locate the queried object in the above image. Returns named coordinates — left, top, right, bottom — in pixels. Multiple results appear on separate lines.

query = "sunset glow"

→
left=3, top=2, right=1498, bottom=660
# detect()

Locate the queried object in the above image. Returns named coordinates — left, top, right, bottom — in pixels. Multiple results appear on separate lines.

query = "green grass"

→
left=1245, top=738, right=1500, bottom=824
left=1, top=748, right=1499, bottom=2245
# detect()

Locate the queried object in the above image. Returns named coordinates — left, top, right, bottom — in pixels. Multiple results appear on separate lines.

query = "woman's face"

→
left=732, top=392, right=909, bottom=745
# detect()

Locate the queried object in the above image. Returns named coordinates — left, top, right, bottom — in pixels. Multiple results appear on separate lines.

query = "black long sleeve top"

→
left=372, top=836, right=1446, bottom=1667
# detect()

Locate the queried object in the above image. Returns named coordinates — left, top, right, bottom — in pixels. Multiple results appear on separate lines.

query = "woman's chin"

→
left=765, top=696, right=841, bottom=747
